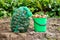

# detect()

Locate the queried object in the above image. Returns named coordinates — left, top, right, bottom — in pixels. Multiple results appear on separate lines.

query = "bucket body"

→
left=33, top=18, right=47, bottom=32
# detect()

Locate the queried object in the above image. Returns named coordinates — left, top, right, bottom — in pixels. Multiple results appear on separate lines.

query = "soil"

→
left=0, top=18, right=60, bottom=40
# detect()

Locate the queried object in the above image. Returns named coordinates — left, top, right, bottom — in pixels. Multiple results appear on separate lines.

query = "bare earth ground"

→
left=0, top=18, right=60, bottom=40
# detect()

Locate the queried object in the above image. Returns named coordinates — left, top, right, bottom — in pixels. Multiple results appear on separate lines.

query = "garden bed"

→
left=0, top=18, right=60, bottom=40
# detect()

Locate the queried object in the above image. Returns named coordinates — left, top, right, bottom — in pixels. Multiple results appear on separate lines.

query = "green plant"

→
left=0, top=0, right=60, bottom=18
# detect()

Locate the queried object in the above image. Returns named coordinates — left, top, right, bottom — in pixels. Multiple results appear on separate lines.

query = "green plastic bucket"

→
left=33, top=18, right=47, bottom=32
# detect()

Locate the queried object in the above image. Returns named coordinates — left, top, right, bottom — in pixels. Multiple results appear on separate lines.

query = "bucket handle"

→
left=34, top=20, right=47, bottom=26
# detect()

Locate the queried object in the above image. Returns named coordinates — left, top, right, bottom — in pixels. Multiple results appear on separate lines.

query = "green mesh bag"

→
left=11, top=6, right=32, bottom=33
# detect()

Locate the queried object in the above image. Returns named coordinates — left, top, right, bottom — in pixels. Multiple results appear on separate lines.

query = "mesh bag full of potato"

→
left=10, top=7, right=32, bottom=33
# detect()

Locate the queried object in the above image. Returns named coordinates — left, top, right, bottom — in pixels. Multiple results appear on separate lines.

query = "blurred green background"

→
left=0, top=0, right=60, bottom=18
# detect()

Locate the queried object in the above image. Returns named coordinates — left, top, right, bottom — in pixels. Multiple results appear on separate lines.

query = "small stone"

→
left=46, top=31, right=56, bottom=38
left=29, top=31, right=35, bottom=35
left=36, top=39, right=41, bottom=40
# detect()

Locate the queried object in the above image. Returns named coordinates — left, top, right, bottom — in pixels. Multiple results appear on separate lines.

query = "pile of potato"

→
left=33, top=14, right=47, bottom=18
